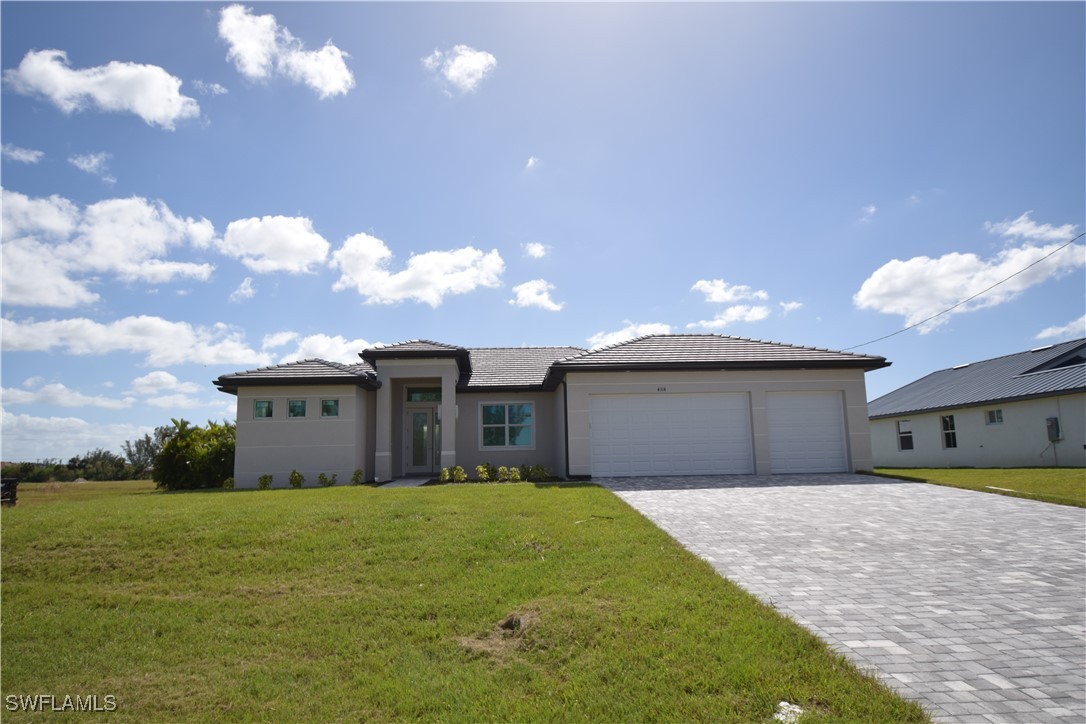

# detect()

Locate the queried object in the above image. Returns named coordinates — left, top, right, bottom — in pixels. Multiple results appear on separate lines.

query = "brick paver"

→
left=599, top=474, right=1086, bottom=723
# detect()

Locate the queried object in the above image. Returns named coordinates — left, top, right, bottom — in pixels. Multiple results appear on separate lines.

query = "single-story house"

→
left=214, top=334, right=890, bottom=486
left=868, top=338, right=1086, bottom=468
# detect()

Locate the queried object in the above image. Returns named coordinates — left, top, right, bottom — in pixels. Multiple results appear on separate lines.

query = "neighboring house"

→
left=868, top=338, right=1086, bottom=469
left=214, top=334, right=889, bottom=486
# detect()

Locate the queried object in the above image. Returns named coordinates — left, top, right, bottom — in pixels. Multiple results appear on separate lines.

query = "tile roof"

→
left=214, top=359, right=378, bottom=393
left=463, top=347, right=586, bottom=389
left=868, top=338, right=1086, bottom=418
left=550, top=334, right=888, bottom=371
left=367, top=339, right=464, bottom=353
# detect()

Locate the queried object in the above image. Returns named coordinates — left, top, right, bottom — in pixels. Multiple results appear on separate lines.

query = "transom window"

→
left=407, top=387, right=442, bottom=402
left=941, top=415, right=958, bottom=449
left=481, top=403, right=534, bottom=448
left=254, top=400, right=273, bottom=419
left=288, top=399, right=307, bottom=418
left=897, top=420, right=914, bottom=451
left=321, top=399, right=339, bottom=417
left=985, top=409, right=1003, bottom=425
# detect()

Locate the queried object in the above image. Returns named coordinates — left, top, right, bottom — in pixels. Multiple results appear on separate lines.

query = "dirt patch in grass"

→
left=457, top=610, right=541, bottom=663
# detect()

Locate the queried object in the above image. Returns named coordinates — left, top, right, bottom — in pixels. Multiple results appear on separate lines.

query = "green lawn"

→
left=875, top=467, right=1086, bottom=507
left=1, top=481, right=926, bottom=722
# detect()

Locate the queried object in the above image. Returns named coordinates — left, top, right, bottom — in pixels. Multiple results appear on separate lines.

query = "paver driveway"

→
left=599, top=474, right=1086, bottom=723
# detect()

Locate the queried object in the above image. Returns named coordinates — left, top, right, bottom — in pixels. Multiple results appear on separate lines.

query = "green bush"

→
left=508, top=466, right=521, bottom=482
left=439, top=467, right=450, bottom=483
left=153, top=419, right=235, bottom=491
left=497, top=466, right=510, bottom=482
left=351, top=468, right=365, bottom=485
left=222, top=477, right=235, bottom=490
left=451, top=466, right=467, bottom=483
left=257, top=474, right=273, bottom=490
left=474, top=464, right=490, bottom=482
left=317, top=472, right=336, bottom=487
left=289, top=470, right=305, bottom=489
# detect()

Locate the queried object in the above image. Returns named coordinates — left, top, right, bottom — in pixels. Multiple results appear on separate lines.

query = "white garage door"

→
left=590, top=393, right=753, bottom=477
left=766, top=391, right=848, bottom=473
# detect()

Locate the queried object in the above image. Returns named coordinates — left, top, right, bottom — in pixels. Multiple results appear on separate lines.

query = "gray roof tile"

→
left=463, top=347, right=586, bottom=389
left=868, top=338, right=1086, bottom=418
left=214, top=359, right=377, bottom=392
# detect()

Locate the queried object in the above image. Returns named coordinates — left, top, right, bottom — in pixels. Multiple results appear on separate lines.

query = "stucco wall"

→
left=454, top=390, right=564, bottom=475
left=564, top=368, right=874, bottom=476
left=233, top=385, right=368, bottom=487
left=871, top=392, right=1086, bottom=468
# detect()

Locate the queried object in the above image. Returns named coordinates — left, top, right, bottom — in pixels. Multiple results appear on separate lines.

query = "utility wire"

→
left=843, top=231, right=1086, bottom=351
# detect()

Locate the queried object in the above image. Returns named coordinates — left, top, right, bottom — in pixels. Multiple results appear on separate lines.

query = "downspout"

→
left=562, top=379, right=570, bottom=479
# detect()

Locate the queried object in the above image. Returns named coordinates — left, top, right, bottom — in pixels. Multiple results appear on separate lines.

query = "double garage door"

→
left=589, top=391, right=847, bottom=477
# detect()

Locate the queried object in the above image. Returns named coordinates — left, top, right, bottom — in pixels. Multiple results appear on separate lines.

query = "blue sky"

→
left=2, top=2, right=1083, bottom=462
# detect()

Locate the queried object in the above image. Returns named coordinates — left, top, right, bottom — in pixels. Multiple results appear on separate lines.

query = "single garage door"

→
left=766, top=391, right=848, bottom=473
left=590, top=393, right=754, bottom=477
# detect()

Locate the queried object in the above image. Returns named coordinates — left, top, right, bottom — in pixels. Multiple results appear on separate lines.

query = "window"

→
left=321, top=399, right=339, bottom=417
left=254, top=400, right=273, bottom=419
left=288, top=399, right=307, bottom=418
left=481, top=403, right=534, bottom=448
left=407, top=387, right=441, bottom=402
left=897, top=420, right=914, bottom=451
left=941, top=415, right=957, bottom=449
left=985, top=409, right=1003, bottom=425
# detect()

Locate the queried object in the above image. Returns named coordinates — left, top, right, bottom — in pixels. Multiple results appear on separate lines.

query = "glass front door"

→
left=405, top=407, right=440, bottom=474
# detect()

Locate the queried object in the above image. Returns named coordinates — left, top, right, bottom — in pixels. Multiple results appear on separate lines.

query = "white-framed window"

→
left=941, top=415, right=957, bottom=449
left=480, top=402, right=534, bottom=449
left=254, top=400, right=273, bottom=419
left=985, top=409, right=1003, bottom=425
left=897, top=420, right=914, bottom=451
left=288, top=399, right=307, bottom=418
left=321, top=399, right=339, bottom=417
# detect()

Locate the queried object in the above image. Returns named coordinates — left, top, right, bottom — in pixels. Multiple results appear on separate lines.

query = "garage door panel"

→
left=767, top=391, right=848, bottom=474
left=590, top=393, right=753, bottom=477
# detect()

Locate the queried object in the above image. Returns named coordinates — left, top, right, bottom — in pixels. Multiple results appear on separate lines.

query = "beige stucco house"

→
left=869, top=338, right=1086, bottom=468
left=214, top=334, right=889, bottom=487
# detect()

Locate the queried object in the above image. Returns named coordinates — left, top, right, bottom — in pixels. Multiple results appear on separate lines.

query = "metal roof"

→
left=214, top=359, right=378, bottom=394
left=868, top=338, right=1086, bottom=418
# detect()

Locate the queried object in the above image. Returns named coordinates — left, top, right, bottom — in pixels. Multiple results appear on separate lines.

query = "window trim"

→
left=896, top=420, right=914, bottom=451
left=479, top=401, right=536, bottom=451
left=288, top=399, right=307, bottom=419
left=254, top=399, right=273, bottom=420
left=941, top=414, right=958, bottom=449
left=321, top=399, right=340, bottom=418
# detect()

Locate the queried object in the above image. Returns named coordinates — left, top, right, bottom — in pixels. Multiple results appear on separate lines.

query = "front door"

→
left=405, top=408, right=440, bottom=475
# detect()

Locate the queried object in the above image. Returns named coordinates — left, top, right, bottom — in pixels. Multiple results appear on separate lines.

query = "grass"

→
left=1, top=481, right=927, bottom=722
left=875, top=467, right=1086, bottom=507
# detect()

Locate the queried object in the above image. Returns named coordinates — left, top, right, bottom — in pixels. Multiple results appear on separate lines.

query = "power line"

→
left=843, top=231, right=1086, bottom=351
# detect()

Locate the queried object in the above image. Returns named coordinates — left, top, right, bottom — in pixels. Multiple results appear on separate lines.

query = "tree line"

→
left=1, top=420, right=234, bottom=491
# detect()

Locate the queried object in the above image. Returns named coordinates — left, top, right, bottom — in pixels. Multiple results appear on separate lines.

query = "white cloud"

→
left=0, top=316, right=271, bottom=367
left=219, top=216, right=329, bottom=273
left=68, top=152, right=116, bottom=184
left=331, top=232, right=504, bottom=307
left=218, top=5, right=354, bottom=99
left=984, top=211, right=1078, bottom=243
left=1035, top=315, right=1086, bottom=341
left=1, top=382, right=134, bottom=409
left=525, top=156, right=540, bottom=171
left=145, top=393, right=206, bottom=409
left=422, top=45, right=497, bottom=93
left=129, top=371, right=203, bottom=396
left=588, top=321, right=673, bottom=350
left=691, top=279, right=769, bottom=303
left=261, top=331, right=299, bottom=349
left=275, top=333, right=372, bottom=364
left=509, top=279, right=564, bottom=312
left=859, top=204, right=877, bottom=223
left=229, top=277, right=256, bottom=302
left=523, top=242, right=548, bottom=259
left=2, top=143, right=43, bottom=163
left=854, top=231, right=1085, bottom=333
left=1, top=407, right=152, bottom=462
left=1, top=189, right=216, bottom=307
left=779, top=301, right=804, bottom=315
left=3, top=49, right=199, bottom=129
left=192, top=80, right=229, bottom=96
left=687, top=305, right=771, bottom=330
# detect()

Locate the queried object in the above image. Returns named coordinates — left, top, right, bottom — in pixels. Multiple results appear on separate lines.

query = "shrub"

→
left=451, top=466, right=467, bottom=483
left=351, top=468, right=365, bottom=485
left=439, top=467, right=450, bottom=483
left=318, top=472, right=337, bottom=487
left=257, top=474, right=273, bottom=490
left=153, top=419, right=236, bottom=491
left=508, top=466, right=521, bottom=482
left=497, top=466, right=510, bottom=482
left=518, top=464, right=554, bottom=482
left=475, top=464, right=490, bottom=482
left=223, top=477, right=235, bottom=490
left=289, top=470, right=305, bottom=489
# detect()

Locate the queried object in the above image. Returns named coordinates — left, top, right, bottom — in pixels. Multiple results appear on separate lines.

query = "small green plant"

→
left=257, top=474, right=273, bottom=490
left=518, top=464, right=554, bottom=482
left=508, top=467, right=521, bottom=482
left=289, top=470, right=304, bottom=489
left=222, top=477, right=235, bottom=490
left=439, top=467, right=450, bottom=483
left=318, top=472, right=336, bottom=487
left=497, top=466, right=510, bottom=482
left=475, top=464, right=490, bottom=482
left=451, top=466, right=467, bottom=483
left=351, top=468, right=364, bottom=485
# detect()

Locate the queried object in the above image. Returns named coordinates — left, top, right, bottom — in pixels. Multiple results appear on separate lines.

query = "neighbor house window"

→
left=986, top=409, right=1003, bottom=425
left=288, top=399, right=306, bottom=418
left=481, top=403, right=534, bottom=448
left=941, top=415, right=957, bottom=449
left=897, top=420, right=914, bottom=451
left=321, top=399, right=339, bottom=417
left=254, top=400, right=273, bottom=419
